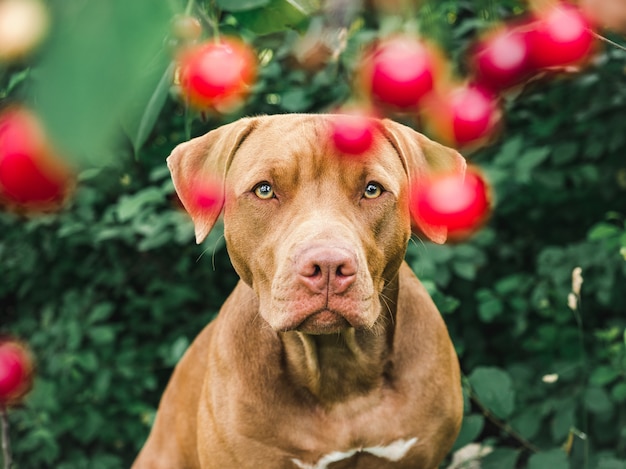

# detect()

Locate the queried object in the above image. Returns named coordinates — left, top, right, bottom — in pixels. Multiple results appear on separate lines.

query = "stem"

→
left=469, top=391, right=540, bottom=454
left=618, top=404, right=626, bottom=457
left=207, top=0, right=221, bottom=43
left=592, top=31, right=626, bottom=52
left=192, top=0, right=220, bottom=42
left=1, top=407, right=11, bottom=469
left=571, top=294, right=590, bottom=469
left=184, top=0, right=195, bottom=15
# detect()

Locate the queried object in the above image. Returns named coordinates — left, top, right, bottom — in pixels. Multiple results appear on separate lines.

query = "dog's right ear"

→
left=381, top=119, right=466, bottom=244
left=167, top=117, right=257, bottom=244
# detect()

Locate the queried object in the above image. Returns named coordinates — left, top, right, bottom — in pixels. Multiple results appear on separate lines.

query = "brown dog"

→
left=132, top=114, right=464, bottom=469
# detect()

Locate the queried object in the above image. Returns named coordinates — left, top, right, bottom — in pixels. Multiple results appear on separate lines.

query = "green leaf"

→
left=584, top=386, right=614, bottom=414
left=516, top=146, right=551, bottom=172
left=452, top=243, right=484, bottom=260
left=93, top=369, right=112, bottom=398
left=116, top=188, right=165, bottom=222
left=452, top=260, right=477, bottom=280
left=551, top=405, right=575, bottom=441
left=129, top=61, right=175, bottom=154
left=33, top=0, right=172, bottom=167
left=285, top=0, right=320, bottom=15
left=17, top=427, right=60, bottom=461
left=476, top=289, right=503, bottom=323
left=552, top=142, right=579, bottom=165
left=88, top=326, right=116, bottom=345
left=595, top=456, right=626, bottom=469
left=234, top=0, right=313, bottom=35
left=573, top=164, right=600, bottom=185
left=6, top=68, right=30, bottom=94
left=27, top=378, right=61, bottom=413
left=511, top=409, right=541, bottom=440
left=431, top=290, right=461, bottom=314
left=452, top=414, right=484, bottom=450
left=482, top=448, right=521, bottom=469
left=588, top=223, right=620, bottom=241
left=281, top=88, right=313, bottom=112
left=66, top=320, right=84, bottom=351
left=611, top=382, right=626, bottom=403
left=138, top=231, right=173, bottom=251
left=589, top=366, right=620, bottom=386
left=527, top=449, right=570, bottom=469
left=88, top=303, right=115, bottom=324
left=469, top=367, right=516, bottom=419
left=166, top=336, right=190, bottom=367
left=216, top=0, right=271, bottom=11
left=585, top=138, right=605, bottom=160
left=75, top=411, right=105, bottom=444
left=76, top=351, right=99, bottom=372
left=494, top=134, right=523, bottom=165
left=494, top=274, right=529, bottom=295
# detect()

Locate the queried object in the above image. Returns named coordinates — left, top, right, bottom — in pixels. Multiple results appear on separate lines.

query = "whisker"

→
left=196, top=245, right=212, bottom=263
left=378, top=294, right=395, bottom=327
left=211, top=234, right=226, bottom=271
left=409, top=233, right=426, bottom=250
left=194, top=233, right=226, bottom=266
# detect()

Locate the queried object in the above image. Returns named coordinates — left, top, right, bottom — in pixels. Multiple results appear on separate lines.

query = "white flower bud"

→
left=567, top=292, right=578, bottom=311
left=571, top=267, right=583, bottom=296
left=542, top=373, right=559, bottom=384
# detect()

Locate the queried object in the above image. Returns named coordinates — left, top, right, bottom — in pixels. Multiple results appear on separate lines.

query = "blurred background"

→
left=1, top=0, right=625, bottom=467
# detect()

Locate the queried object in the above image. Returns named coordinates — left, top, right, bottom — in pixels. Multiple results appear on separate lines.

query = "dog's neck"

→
left=279, top=278, right=398, bottom=404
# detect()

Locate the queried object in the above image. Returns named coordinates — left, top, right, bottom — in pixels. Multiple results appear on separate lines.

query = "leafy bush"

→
left=1, top=0, right=625, bottom=468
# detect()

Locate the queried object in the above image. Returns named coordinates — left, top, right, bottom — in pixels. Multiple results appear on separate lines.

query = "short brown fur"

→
left=132, top=114, right=464, bottom=469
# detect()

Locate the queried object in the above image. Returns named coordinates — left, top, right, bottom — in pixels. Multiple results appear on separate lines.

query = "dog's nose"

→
left=296, top=246, right=358, bottom=294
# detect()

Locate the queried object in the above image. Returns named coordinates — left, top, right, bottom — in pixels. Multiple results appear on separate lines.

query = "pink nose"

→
left=296, top=246, right=358, bottom=294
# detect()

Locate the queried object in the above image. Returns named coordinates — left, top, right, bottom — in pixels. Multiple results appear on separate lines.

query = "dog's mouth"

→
left=296, top=309, right=351, bottom=335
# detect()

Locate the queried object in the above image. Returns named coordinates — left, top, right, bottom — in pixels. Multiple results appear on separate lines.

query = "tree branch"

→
left=469, top=392, right=541, bottom=454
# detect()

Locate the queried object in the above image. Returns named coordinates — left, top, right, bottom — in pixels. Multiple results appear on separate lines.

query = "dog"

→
left=132, top=114, right=464, bottom=469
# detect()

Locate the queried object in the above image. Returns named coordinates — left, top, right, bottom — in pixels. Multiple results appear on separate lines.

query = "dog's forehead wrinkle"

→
left=380, top=132, right=412, bottom=178
left=236, top=122, right=403, bottom=197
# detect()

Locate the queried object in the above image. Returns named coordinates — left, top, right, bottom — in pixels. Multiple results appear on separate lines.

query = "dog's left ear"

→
left=167, top=117, right=257, bottom=243
left=382, top=119, right=466, bottom=244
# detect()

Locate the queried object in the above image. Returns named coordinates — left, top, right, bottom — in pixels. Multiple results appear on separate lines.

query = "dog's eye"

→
left=254, top=182, right=275, bottom=200
left=363, top=182, right=383, bottom=199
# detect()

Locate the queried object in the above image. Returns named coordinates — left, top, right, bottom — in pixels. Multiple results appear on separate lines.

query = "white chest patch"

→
left=291, top=437, right=418, bottom=469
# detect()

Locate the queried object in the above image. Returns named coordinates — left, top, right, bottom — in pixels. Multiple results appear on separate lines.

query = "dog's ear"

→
left=167, top=118, right=257, bottom=244
left=381, top=119, right=466, bottom=244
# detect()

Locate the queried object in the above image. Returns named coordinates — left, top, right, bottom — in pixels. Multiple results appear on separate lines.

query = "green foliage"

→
left=1, top=148, right=237, bottom=466
left=231, top=0, right=317, bottom=34
left=33, top=1, right=173, bottom=167
left=2, top=0, right=626, bottom=468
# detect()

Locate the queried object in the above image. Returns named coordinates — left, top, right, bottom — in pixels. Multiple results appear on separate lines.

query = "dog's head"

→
left=168, top=114, right=464, bottom=334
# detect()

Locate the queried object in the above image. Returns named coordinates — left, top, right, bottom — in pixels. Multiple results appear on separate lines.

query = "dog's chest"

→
left=290, top=437, right=418, bottom=469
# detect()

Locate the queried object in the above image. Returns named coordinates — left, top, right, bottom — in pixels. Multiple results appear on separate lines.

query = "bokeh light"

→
left=329, top=109, right=377, bottom=156
left=411, top=167, right=491, bottom=239
left=0, top=107, right=72, bottom=211
left=358, top=35, right=442, bottom=110
left=0, top=0, right=48, bottom=62
left=0, top=338, right=34, bottom=408
left=178, top=38, right=257, bottom=112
